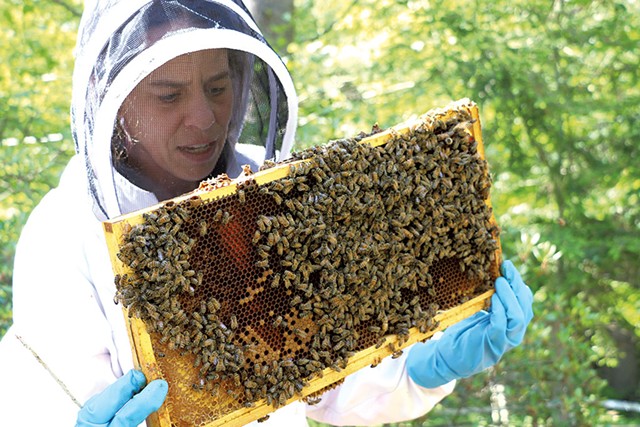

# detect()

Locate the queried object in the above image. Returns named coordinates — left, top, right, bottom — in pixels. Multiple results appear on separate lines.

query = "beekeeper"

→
left=0, top=0, right=534, bottom=426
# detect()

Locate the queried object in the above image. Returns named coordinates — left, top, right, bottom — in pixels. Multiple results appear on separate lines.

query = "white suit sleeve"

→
left=0, top=162, right=122, bottom=424
left=305, top=345, right=455, bottom=426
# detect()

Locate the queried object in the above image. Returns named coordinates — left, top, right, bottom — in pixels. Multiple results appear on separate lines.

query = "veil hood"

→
left=71, top=0, right=298, bottom=220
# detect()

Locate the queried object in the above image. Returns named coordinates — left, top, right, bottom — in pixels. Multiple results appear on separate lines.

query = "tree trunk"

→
left=598, top=324, right=640, bottom=400
left=244, top=0, right=294, bottom=54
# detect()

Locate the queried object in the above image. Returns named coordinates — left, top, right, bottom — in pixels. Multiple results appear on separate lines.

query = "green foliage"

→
left=289, top=0, right=640, bottom=425
left=2, top=0, right=639, bottom=424
left=0, top=0, right=80, bottom=336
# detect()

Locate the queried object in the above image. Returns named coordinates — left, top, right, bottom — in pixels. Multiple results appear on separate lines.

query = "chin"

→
left=185, top=172, right=212, bottom=186
left=181, top=162, right=218, bottom=182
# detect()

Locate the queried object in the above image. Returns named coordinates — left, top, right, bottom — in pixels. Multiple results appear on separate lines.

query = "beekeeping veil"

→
left=71, top=0, right=298, bottom=220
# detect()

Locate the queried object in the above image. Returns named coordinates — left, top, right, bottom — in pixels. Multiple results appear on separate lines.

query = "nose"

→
left=184, top=90, right=216, bottom=130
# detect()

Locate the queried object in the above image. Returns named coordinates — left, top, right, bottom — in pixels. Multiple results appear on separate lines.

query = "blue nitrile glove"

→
left=407, top=260, right=533, bottom=388
left=76, top=369, right=168, bottom=427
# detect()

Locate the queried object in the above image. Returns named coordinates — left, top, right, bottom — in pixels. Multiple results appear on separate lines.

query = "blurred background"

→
left=1, top=0, right=638, bottom=425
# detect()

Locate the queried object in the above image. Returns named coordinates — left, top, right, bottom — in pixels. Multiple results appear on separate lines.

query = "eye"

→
left=159, top=92, right=180, bottom=103
left=206, top=86, right=226, bottom=97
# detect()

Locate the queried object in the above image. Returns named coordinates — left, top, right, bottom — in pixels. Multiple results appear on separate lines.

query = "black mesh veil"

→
left=71, top=0, right=298, bottom=220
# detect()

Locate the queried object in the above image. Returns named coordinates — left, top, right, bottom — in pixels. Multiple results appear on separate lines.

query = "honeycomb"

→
left=104, top=99, right=501, bottom=426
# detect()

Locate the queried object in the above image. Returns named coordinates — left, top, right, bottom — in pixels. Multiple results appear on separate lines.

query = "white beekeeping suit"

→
left=0, top=1, right=454, bottom=425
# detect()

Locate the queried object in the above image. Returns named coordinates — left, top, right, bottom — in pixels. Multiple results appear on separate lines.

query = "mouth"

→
left=178, top=141, right=216, bottom=154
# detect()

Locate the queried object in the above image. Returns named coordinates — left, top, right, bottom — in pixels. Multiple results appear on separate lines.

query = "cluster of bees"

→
left=113, top=102, right=499, bottom=420
left=114, top=198, right=246, bottom=375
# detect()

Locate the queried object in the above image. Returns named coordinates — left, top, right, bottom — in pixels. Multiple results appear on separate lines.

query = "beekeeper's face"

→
left=119, top=49, right=234, bottom=196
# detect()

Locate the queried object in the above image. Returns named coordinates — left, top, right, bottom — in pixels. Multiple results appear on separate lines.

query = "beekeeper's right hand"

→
left=76, top=369, right=167, bottom=427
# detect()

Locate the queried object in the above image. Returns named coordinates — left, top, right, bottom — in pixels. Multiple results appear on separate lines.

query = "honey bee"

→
left=375, top=337, right=387, bottom=349
left=207, top=298, right=221, bottom=313
left=293, top=328, right=307, bottom=339
left=277, top=391, right=287, bottom=407
left=272, top=192, right=283, bottom=205
left=198, top=220, right=208, bottom=236
left=267, top=231, right=279, bottom=246
left=241, top=164, right=253, bottom=175
left=230, top=315, right=238, bottom=330
left=272, top=315, right=284, bottom=328
left=391, top=349, right=404, bottom=359
left=157, top=213, right=170, bottom=225
left=257, top=248, right=269, bottom=259
left=271, top=274, right=281, bottom=288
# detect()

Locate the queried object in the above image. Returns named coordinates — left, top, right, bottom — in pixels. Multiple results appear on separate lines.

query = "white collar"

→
left=109, top=144, right=265, bottom=217
left=113, top=168, right=159, bottom=216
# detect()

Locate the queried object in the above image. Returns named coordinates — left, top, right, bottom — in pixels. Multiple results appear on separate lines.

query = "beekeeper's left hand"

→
left=406, top=260, right=533, bottom=388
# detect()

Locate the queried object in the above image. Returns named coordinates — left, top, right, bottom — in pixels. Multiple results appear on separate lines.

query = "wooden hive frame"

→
left=103, top=98, right=501, bottom=426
